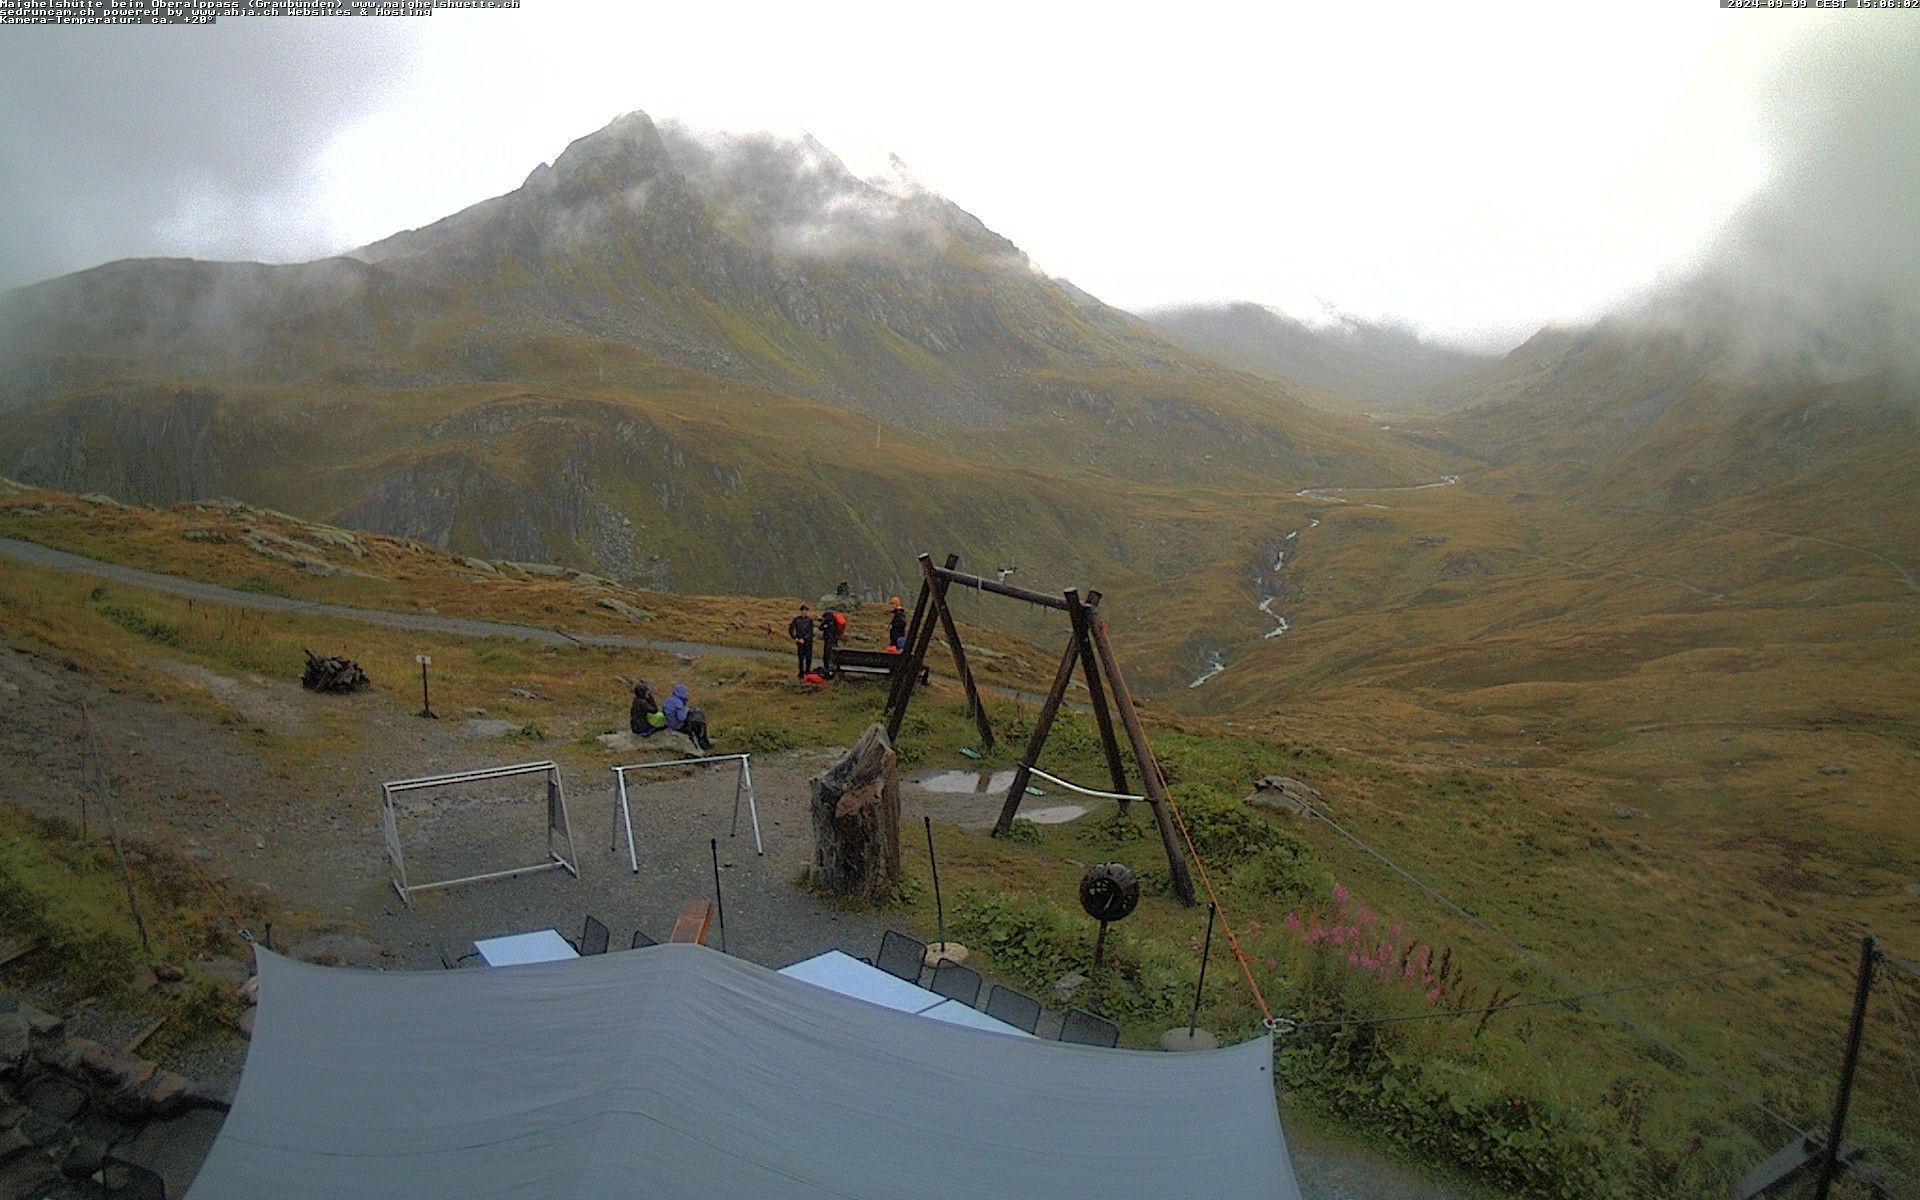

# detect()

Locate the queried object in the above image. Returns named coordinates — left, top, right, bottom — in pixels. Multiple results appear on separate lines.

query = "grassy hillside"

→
left=4, top=483, right=1915, bottom=1198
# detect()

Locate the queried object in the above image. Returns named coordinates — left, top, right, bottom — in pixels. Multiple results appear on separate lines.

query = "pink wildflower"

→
left=1331, top=883, right=1349, bottom=903
left=1283, top=912, right=1301, bottom=932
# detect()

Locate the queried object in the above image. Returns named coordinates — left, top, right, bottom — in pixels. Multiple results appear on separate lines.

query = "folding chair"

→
left=1058, top=1008, right=1120, bottom=1047
left=984, top=985, right=1042, bottom=1034
left=631, top=928, right=658, bottom=949
left=929, top=959, right=982, bottom=1007
left=874, top=929, right=927, bottom=983
left=579, top=915, right=611, bottom=957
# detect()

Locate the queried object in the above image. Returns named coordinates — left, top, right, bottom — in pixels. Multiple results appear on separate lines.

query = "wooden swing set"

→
left=883, top=553, right=1197, bottom=905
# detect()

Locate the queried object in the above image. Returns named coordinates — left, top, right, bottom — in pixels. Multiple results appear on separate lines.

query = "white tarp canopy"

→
left=189, top=944, right=1300, bottom=1199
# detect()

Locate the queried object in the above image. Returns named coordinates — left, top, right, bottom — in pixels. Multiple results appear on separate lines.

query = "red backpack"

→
left=830, top=611, right=847, bottom=637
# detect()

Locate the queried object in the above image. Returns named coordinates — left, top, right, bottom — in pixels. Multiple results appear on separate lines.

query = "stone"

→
left=13, top=1107, right=65, bottom=1148
left=16, top=1005, right=60, bottom=1039
left=0, top=1129, right=29, bottom=1163
left=460, top=557, right=497, bottom=574
left=138, top=1072, right=192, bottom=1120
left=1611, top=804, right=1640, bottom=820
left=0, top=1154, right=55, bottom=1200
left=0, top=1015, right=26, bottom=1076
left=807, top=725, right=902, bottom=904
left=595, top=596, right=655, bottom=622
left=22, top=1078, right=85, bottom=1123
left=1904, top=883, right=1920, bottom=899
left=1253, top=775, right=1321, bottom=798
left=152, top=963, right=185, bottom=984
left=235, top=1009, right=256, bottom=1039
left=128, top=966, right=158, bottom=994
left=236, top=976, right=259, bottom=1007
left=113, top=1108, right=224, bottom=1200
left=79, top=1044, right=154, bottom=1093
left=1819, top=764, right=1848, bottom=776
left=1245, top=792, right=1310, bottom=818
left=1052, top=973, right=1087, bottom=1004
left=506, top=687, right=542, bottom=700
left=59, top=1137, right=108, bottom=1180
left=465, top=718, right=519, bottom=738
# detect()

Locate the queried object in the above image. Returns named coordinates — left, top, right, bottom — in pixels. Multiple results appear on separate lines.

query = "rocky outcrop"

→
left=0, top=990, right=228, bottom=1198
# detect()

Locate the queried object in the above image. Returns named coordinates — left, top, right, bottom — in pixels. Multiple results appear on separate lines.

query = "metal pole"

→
left=417, top=654, right=437, bottom=719
left=1189, top=902, right=1217, bottom=1036
left=710, top=838, right=728, bottom=955
left=924, top=816, right=947, bottom=950
left=1093, top=920, right=1109, bottom=972
left=1813, top=934, right=1879, bottom=1200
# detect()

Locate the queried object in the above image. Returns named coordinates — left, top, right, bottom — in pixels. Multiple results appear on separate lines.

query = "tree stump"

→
left=809, top=724, right=902, bottom=903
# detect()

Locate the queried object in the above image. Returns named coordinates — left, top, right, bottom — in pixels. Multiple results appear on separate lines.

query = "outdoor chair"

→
left=1058, top=1008, right=1120, bottom=1048
left=579, top=915, right=611, bottom=957
left=874, top=930, right=927, bottom=983
left=984, top=985, right=1043, bottom=1034
left=102, top=1157, right=167, bottom=1200
left=929, top=959, right=982, bottom=1007
left=631, top=929, right=657, bottom=949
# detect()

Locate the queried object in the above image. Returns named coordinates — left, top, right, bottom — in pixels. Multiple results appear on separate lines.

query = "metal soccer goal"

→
left=382, top=760, right=579, bottom=908
left=611, top=753, right=762, bottom=872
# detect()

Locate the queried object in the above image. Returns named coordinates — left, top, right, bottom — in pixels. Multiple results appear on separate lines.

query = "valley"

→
left=1, top=93, right=1917, bottom=1200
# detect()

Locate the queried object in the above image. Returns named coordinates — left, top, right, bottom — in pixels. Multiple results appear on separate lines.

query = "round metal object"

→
left=1079, top=862, right=1140, bottom=923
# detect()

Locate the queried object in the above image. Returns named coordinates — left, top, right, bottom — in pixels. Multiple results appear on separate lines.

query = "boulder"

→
left=808, top=725, right=902, bottom=904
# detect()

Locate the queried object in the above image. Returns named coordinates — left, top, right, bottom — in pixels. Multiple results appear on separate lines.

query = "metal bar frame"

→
left=382, top=761, right=578, bottom=910
left=611, top=754, right=763, bottom=873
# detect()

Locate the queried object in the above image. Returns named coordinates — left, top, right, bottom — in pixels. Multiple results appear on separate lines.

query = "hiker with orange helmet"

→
left=887, top=596, right=907, bottom=651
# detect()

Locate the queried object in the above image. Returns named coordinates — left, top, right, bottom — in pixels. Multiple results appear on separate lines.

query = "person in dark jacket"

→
left=820, top=607, right=844, bottom=678
left=887, top=595, right=907, bottom=651
left=787, top=604, right=815, bottom=678
left=661, top=683, right=713, bottom=752
left=629, top=681, right=666, bottom=736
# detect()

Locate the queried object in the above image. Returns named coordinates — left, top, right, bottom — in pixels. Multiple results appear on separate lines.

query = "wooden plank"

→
left=993, top=590, right=1085, bottom=837
left=1088, top=616, right=1197, bottom=906
left=927, top=565, right=1071, bottom=610
left=669, top=899, right=715, bottom=945
left=923, top=556, right=994, bottom=750
left=1069, top=590, right=1130, bottom=801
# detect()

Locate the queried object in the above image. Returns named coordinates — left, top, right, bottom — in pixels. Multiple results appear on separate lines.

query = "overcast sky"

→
left=0, top=3, right=1886, bottom=349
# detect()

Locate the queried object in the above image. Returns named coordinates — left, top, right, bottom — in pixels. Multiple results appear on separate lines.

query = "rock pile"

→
left=0, top=992, right=227, bottom=1198
left=1243, top=774, right=1322, bottom=817
left=300, top=649, right=369, bottom=694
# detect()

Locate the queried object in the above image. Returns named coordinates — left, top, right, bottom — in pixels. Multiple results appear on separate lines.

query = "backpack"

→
left=830, top=611, right=847, bottom=637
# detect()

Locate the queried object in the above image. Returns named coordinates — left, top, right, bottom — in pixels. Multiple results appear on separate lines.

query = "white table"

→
left=779, top=950, right=1033, bottom=1037
left=473, top=930, right=579, bottom=967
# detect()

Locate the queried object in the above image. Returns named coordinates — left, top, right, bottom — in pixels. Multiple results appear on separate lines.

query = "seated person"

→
left=629, top=681, right=668, bottom=737
left=661, top=683, right=714, bottom=752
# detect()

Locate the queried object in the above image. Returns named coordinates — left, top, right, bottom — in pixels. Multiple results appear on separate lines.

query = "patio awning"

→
left=188, top=944, right=1300, bottom=1199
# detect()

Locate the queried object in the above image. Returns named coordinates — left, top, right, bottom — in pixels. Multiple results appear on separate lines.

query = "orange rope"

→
left=1140, top=739, right=1275, bottom=1025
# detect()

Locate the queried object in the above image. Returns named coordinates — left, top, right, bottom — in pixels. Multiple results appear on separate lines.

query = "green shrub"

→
left=952, top=891, right=1086, bottom=993
left=731, top=718, right=798, bottom=754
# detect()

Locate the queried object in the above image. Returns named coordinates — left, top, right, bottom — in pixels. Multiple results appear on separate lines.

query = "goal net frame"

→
left=382, top=760, right=579, bottom=909
left=611, top=753, right=762, bottom=872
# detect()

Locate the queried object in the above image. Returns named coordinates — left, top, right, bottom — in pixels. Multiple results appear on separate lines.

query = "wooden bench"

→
left=668, top=900, right=714, bottom=945
left=832, top=647, right=929, bottom=684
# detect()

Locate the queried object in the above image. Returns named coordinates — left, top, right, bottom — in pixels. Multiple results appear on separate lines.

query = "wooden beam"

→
left=886, top=555, right=951, bottom=742
left=926, top=565, right=1070, bottom=610
left=923, top=554, right=994, bottom=750
left=883, top=575, right=934, bottom=728
left=1068, top=589, right=1129, bottom=802
left=1088, top=616, right=1196, bottom=905
left=993, top=589, right=1085, bottom=836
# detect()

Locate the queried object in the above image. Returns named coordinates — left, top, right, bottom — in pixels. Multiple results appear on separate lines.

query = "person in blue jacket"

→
left=662, top=683, right=714, bottom=752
